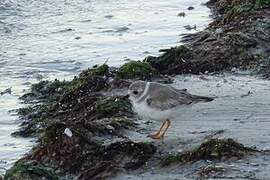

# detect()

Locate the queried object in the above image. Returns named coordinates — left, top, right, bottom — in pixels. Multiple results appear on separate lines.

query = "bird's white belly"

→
left=132, top=101, right=189, bottom=121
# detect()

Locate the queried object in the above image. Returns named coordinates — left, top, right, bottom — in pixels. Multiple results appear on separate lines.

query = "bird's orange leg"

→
left=160, top=119, right=171, bottom=139
left=148, top=119, right=171, bottom=139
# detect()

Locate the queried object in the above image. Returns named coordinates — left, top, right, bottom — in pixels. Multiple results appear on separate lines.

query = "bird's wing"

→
left=174, top=86, right=214, bottom=102
left=146, top=86, right=193, bottom=110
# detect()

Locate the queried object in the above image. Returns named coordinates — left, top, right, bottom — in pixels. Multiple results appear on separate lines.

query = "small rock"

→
left=64, top=128, right=73, bottom=137
left=178, top=12, right=186, bottom=17
left=187, top=6, right=194, bottom=10
left=75, top=36, right=81, bottom=40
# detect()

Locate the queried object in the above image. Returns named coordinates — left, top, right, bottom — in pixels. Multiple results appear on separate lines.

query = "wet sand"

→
left=121, top=72, right=270, bottom=179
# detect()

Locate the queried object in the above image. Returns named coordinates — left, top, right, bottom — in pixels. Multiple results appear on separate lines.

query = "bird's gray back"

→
left=142, top=82, right=213, bottom=110
left=143, top=83, right=192, bottom=110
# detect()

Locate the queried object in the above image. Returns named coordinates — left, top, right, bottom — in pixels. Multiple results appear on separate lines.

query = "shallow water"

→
left=0, top=0, right=211, bottom=174
left=0, top=94, right=34, bottom=174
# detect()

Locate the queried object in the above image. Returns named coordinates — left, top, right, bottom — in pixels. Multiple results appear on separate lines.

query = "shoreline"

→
left=3, top=0, right=270, bottom=179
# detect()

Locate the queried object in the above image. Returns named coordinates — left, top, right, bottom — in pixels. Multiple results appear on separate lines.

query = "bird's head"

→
left=128, top=81, right=147, bottom=102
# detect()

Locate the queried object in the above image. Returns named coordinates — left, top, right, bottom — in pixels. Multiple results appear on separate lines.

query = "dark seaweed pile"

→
left=146, top=0, right=270, bottom=76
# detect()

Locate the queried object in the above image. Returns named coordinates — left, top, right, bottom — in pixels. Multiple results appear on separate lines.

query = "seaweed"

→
left=80, top=64, right=110, bottom=77
left=162, top=138, right=258, bottom=166
left=20, top=79, right=70, bottom=103
left=144, top=45, right=193, bottom=74
left=116, top=61, right=157, bottom=79
left=255, top=0, right=270, bottom=8
left=95, top=96, right=133, bottom=118
left=77, top=161, right=121, bottom=180
left=4, top=159, right=58, bottom=180
left=198, top=164, right=226, bottom=179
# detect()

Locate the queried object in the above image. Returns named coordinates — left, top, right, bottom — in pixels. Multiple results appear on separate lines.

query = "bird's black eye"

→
left=133, top=90, right=138, bottom=95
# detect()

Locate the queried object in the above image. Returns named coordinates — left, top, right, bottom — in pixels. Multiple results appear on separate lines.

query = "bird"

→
left=128, top=81, right=214, bottom=139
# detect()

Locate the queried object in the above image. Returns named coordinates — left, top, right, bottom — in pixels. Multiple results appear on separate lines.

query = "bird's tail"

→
left=192, top=95, right=214, bottom=102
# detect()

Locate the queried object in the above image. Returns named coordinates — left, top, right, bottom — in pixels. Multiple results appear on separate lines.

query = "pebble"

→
left=178, top=12, right=186, bottom=17
left=64, top=128, right=73, bottom=137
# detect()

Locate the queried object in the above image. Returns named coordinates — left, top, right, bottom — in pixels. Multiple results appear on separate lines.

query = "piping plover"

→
left=128, top=81, right=214, bottom=139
